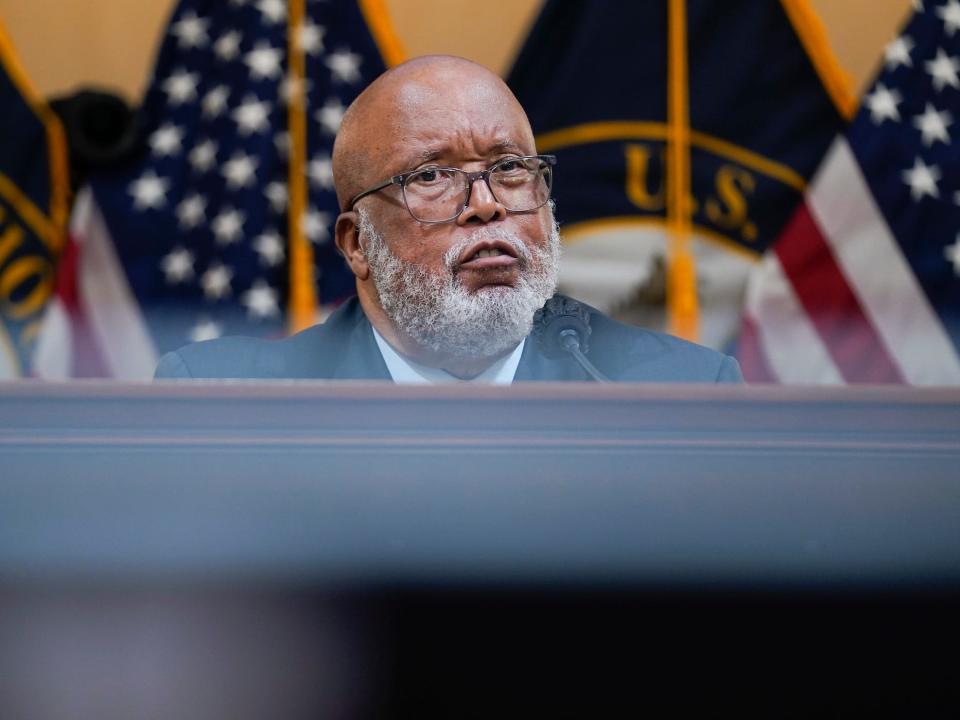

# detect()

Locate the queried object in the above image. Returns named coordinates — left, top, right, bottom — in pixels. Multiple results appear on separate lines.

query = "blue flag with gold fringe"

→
left=0, top=18, right=68, bottom=377
left=507, top=0, right=853, bottom=349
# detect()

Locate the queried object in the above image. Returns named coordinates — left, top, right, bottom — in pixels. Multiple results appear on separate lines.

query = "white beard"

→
left=358, top=208, right=561, bottom=359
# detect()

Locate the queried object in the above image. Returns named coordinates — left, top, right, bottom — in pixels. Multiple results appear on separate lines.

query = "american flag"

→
left=34, top=0, right=397, bottom=378
left=740, top=0, right=960, bottom=384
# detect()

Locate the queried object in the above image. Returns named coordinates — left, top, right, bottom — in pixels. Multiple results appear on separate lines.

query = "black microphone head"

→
left=533, top=295, right=592, bottom=359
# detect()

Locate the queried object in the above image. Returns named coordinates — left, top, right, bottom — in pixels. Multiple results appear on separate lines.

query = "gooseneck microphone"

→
left=533, top=296, right=610, bottom=383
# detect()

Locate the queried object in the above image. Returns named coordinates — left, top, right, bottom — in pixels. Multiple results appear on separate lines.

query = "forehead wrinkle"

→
left=418, top=139, right=524, bottom=163
left=488, top=140, right=526, bottom=155
left=394, top=134, right=530, bottom=171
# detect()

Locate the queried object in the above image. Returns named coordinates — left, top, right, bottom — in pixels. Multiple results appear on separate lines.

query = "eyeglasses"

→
left=346, top=154, right=557, bottom=223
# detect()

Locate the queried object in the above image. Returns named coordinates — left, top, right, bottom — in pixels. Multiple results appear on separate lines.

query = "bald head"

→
left=331, top=55, right=535, bottom=209
left=329, top=55, right=558, bottom=377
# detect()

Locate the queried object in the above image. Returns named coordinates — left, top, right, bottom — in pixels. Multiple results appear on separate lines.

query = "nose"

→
left=456, top=174, right=507, bottom=225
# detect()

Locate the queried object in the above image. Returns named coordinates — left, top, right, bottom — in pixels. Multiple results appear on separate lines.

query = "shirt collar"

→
left=371, top=326, right=524, bottom=384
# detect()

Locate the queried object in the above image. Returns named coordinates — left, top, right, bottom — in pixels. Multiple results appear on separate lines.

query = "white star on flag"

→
left=274, top=131, right=291, bottom=157
left=864, top=83, right=903, bottom=124
left=937, top=0, right=960, bottom=36
left=302, top=208, right=331, bottom=243
left=214, top=30, right=243, bottom=61
left=925, top=48, right=960, bottom=91
left=232, top=96, right=272, bottom=135
left=902, top=156, right=941, bottom=200
left=316, top=98, right=346, bottom=134
left=189, top=317, right=224, bottom=343
left=202, top=85, right=231, bottom=118
left=326, top=49, right=363, bottom=84
left=161, top=247, right=194, bottom=283
left=149, top=123, right=184, bottom=156
left=170, top=11, right=209, bottom=49
left=297, top=21, right=325, bottom=55
left=945, top=235, right=960, bottom=273
left=242, top=279, right=281, bottom=319
left=264, top=181, right=288, bottom=211
left=212, top=208, right=246, bottom=244
left=189, top=139, right=218, bottom=173
left=254, top=230, right=285, bottom=266
left=245, top=42, right=283, bottom=80
left=222, top=152, right=259, bottom=189
left=201, top=263, right=234, bottom=300
left=884, top=35, right=914, bottom=69
left=913, top=103, right=953, bottom=145
left=162, top=68, right=200, bottom=105
left=308, top=154, right=334, bottom=189
left=176, top=193, right=207, bottom=229
left=255, top=0, right=286, bottom=24
left=129, top=170, right=170, bottom=210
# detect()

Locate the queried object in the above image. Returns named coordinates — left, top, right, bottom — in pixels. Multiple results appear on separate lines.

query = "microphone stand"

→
left=533, top=296, right=611, bottom=383
left=555, top=328, right=608, bottom=383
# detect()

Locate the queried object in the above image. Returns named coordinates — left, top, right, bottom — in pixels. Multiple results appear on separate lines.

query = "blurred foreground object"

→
left=1, top=381, right=959, bottom=716
left=48, top=88, right=139, bottom=190
left=740, top=3, right=960, bottom=384
left=34, top=0, right=402, bottom=379
left=0, top=15, right=68, bottom=377
left=508, top=0, right=852, bottom=349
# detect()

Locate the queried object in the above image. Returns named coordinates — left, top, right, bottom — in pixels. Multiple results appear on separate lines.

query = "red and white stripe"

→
left=742, top=137, right=960, bottom=385
left=33, top=187, right=157, bottom=379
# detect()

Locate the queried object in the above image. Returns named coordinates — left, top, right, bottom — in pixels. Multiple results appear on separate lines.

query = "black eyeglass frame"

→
left=345, top=154, right=557, bottom=223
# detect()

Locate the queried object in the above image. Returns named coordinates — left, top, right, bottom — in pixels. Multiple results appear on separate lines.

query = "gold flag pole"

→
left=666, top=0, right=699, bottom=341
left=286, top=0, right=317, bottom=334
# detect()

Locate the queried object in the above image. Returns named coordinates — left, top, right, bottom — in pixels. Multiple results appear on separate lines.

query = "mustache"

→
left=443, top=227, right=533, bottom=270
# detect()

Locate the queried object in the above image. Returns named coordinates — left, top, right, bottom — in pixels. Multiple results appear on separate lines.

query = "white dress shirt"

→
left=371, top=327, right=524, bottom=384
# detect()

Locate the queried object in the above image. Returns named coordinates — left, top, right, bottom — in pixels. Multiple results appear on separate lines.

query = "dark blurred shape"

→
left=2, top=582, right=957, bottom=718
left=381, top=584, right=960, bottom=718
left=0, top=585, right=382, bottom=720
left=48, top=88, right=139, bottom=190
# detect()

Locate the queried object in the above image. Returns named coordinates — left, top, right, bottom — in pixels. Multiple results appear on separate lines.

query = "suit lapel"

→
left=330, top=303, right=392, bottom=380
left=514, top=334, right=588, bottom=381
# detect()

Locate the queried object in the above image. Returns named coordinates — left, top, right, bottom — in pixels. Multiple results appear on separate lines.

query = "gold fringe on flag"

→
left=358, top=0, right=406, bottom=68
left=779, top=0, right=858, bottom=121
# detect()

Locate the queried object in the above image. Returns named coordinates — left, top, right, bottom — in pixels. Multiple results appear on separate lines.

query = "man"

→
left=156, top=56, right=742, bottom=383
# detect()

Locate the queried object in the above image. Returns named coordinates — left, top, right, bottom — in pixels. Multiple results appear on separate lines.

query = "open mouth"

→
left=468, top=247, right=510, bottom=260
left=458, top=240, right=521, bottom=267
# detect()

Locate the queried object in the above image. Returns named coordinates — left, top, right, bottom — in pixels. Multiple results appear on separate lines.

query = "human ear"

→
left=334, top=211, right=370, bottom=281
